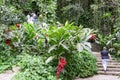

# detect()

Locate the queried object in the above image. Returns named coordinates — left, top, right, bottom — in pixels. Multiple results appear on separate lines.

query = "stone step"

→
left=98, top=68, right=120, bottom=72
left=93, top=54, right=101, bottom=55
left=93, top=53, right=111, bottom=56
left=97, top=62, right=120, bottom=65
left=92, top=52, right=101, bottom=54
left=98, top=65, right=120, bottom=68
left=93, top=52, right=120, bottom=76
left=97, top=60, right=117, bottom=63
left=94, top=55, right=111, bottom=58
left=98, top=71, right=120, bottom=76
left=93, top=54, right=101, bottom=56
left=94, top=56, right=101, bottom=58
left=93, top=55, right=101, bottom=57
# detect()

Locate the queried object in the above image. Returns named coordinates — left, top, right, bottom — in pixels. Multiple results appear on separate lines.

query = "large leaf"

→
left=82, top=42, right=92, bottom=53
left=82, top=44, right=92, bottom=53
left=48, top=45, right=57, bottom=53
left=45, top=56, right=55, bottom=64
left=60, top=43, right=69, bottom=51
left=76, top=43, right=83, bottom=52
left=84, top=42, right=92, bottom=49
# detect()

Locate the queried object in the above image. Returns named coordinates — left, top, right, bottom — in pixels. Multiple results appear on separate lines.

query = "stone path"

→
left=75, top=75, right=120, bottom=80
left=0, top=67, right=19, bottom=80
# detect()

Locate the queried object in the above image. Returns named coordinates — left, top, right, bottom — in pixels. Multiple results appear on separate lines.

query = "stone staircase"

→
left=93, top=52, right=120, bottom=76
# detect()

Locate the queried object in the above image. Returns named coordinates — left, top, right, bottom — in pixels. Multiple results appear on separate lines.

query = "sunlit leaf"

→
left=60, top=43, right=69, bottom=50
left=48, top=45, right=57, bottom=53
left=76, top=43, right=83, bottom=52
left=45, top=56, right=55, bottom=64
left=84, top=42, right=91, bottom=48
left=83, top=45, right=92, bottom=53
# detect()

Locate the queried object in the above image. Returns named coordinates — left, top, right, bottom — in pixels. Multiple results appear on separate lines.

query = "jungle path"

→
left=0, top=52, right=120, bottom=80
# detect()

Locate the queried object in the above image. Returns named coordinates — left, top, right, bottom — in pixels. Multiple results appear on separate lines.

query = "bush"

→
left=0, top=50, right=16, bottom=73
left=62, top=50, right=97, bottom=80
left=12, top=53, right=56, bottom=80
left=0, top=5, right=25, bottom=25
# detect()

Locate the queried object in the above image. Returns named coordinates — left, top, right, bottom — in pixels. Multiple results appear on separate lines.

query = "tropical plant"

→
left=96, top=33, right=115, bottom=50
left=43, top=22, right=97, bottom=79
left=49, top=50, right=97, bottom=80
left=44, top=22, right=94, bottom=58
left=12, top=53, right=56, bottom=80
left=0, top=20, right=97, bottom=79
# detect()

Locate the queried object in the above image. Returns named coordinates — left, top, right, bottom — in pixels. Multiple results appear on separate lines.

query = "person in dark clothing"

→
left=101, top=47, right=111, bottom=72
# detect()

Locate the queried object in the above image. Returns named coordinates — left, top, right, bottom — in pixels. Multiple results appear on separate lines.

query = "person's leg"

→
left=102, top=59, right=107, bottom=71
left=105, top=59, right=108, bottom=70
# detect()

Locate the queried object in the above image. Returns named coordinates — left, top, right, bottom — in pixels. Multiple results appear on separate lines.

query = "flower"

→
left=56, top=57, right=67, bottom=79
left=88, top=34, right=96, bottom=43
left=5, top=39, right=11, bottom=45
left=16, top=24, right=21, bottom=28
left=89, top=34, right=96, bottom=40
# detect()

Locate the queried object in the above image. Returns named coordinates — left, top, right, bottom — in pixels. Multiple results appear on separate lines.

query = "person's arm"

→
left=108, top=53, right=112, bottom=59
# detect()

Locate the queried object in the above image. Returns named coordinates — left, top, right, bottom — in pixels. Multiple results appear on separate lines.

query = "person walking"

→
left=27, top=13, right=37, bottom=24
left=101, top=47, right=111, bottom=72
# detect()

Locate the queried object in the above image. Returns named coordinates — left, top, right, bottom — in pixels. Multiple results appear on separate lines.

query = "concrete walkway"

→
left=0, top=67, right=19, bottom=80
left=75, top=75, right=120, bottom=80
left=0, top=68, right=120, bottom=80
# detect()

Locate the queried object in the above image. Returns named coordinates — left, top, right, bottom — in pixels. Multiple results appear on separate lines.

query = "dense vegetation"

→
left=0, top=0, right=120, bottom=80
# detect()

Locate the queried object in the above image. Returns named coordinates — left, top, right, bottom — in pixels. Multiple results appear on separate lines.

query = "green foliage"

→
left=62, top=50, right=97, bottom=80
left=0, top=5, right=25, bottom=25
left=0, top=50, right=16, bottom=73
left=110, top=0, right=120, bottom=58
left=2, top=0, right=57, bottom=24
left=112, top=43, right=120, bottom=57
left=45, top=22, right=94, bottom=57
left=0, top=21, right=97, bottom=79
left=0, top=24, right=18, bottom=73
left=61, top=4, right=84, bottom=25
left=0, top=0, right=100, bottom=79
left=78, top=11, right=93, bottom=27
left=57, top=0, right=93, bottom=26
left=96, top=33, right=115, bottom=49
left=12, top=53, right=56, bottom=80
left=37, top=0, right=57, bottom=23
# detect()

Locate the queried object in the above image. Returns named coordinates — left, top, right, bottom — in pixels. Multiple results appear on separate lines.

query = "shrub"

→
left=12, top=53, right=56, bottom=80
left=0, top=50, right=16, bottom=73
left=0, top=5, right=25, bottom=25
left=62, top=50, right=97, bottom=80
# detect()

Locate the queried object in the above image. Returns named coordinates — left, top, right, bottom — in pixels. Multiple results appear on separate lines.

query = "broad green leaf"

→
left=65, top=21, right=69, bottom=26
left=60, top=43, right=69, bottom=51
